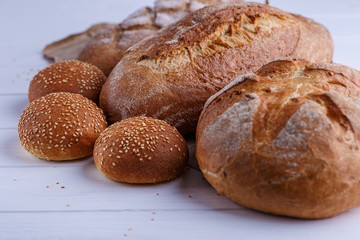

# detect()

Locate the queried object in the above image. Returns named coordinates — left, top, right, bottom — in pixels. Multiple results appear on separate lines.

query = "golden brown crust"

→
left=77, top=0, right=242, bottom=76
left=100, top=2, right=333, bottom=135
left=77, top=23, right=156, bottom=76
left=290, top=14, right=334, bottom=62
left=18, top=92, right=108, bottom=161
left=43, top=23, right=115, bottom=62
left=196, top=59, right=360, bottom=219
left=28, top=60, right=106, bottom=104
left=94, top=117, right=188, bottom=183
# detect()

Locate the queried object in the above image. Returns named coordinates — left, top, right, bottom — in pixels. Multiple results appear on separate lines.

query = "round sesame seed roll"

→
left=94, top=117, right=188, bottom=183
left=18, top=92, right=108, bottom=161
left=28, top=60, right=106, bottom=103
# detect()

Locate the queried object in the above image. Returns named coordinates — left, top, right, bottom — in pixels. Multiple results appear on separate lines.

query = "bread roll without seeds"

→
left=196, top=59, right=360, bottom=219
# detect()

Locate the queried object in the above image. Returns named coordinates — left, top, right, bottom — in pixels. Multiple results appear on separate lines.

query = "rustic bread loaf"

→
left=18, top=92, right=108, bottom=161
left=99, top=2, right=333, bottom=135
left=196, top=59, right=360, bottom=219
left=94, top=116, right=188, bottom=183
left=77, top=0, right=243, bottom=75
left=28, top=60, right=106, bottom=103
left=43, top=23, right=115, bottom=63
left=77, top=7, right=156, bottom=76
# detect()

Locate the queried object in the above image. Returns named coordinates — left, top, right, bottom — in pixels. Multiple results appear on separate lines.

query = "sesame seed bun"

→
left=28, top=60, right=106, bottom=103
left=94, top=117, right=188, bottom=183
left=18, top=92, right=108, bottom=161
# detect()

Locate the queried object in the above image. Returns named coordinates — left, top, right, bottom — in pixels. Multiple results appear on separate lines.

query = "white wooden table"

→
left=1, top=0, right=360, bottom=239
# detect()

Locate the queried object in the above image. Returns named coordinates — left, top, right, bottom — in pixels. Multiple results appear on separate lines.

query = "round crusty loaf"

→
left=94, top=117, right=188, bottom=183
left=196, top=59, right=360, bottom=219
left=99, top=2, right=333, bottom=135
left=18, top=92, right=107, bottom=161
left=28, top=60, right=106, bottom=103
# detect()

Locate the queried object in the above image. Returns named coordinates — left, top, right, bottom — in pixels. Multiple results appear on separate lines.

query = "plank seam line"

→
left=0, top=208, right=246, bottom=214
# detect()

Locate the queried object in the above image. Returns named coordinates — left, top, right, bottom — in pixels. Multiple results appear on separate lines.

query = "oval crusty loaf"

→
left=77, top=0, right=242, bottom=75
left=18, top=92, right=108, bottom=161
left=94, top=116, right=188, bottom=183
left=100, top=2, right=334, bottom=135
left=28, top=60, right=106, bottom=103
left=196, top=59, right=360, bottom=219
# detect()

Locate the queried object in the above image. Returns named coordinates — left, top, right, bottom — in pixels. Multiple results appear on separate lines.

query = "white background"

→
left=1, top=0, right=360, bottom=239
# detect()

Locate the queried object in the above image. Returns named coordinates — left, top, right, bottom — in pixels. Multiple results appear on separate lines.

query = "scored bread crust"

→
left=77, top=0, right=239, bottom=75
left=100, top=2, right=334, bottom=135
left=196, top=59, right=360, bottom=219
